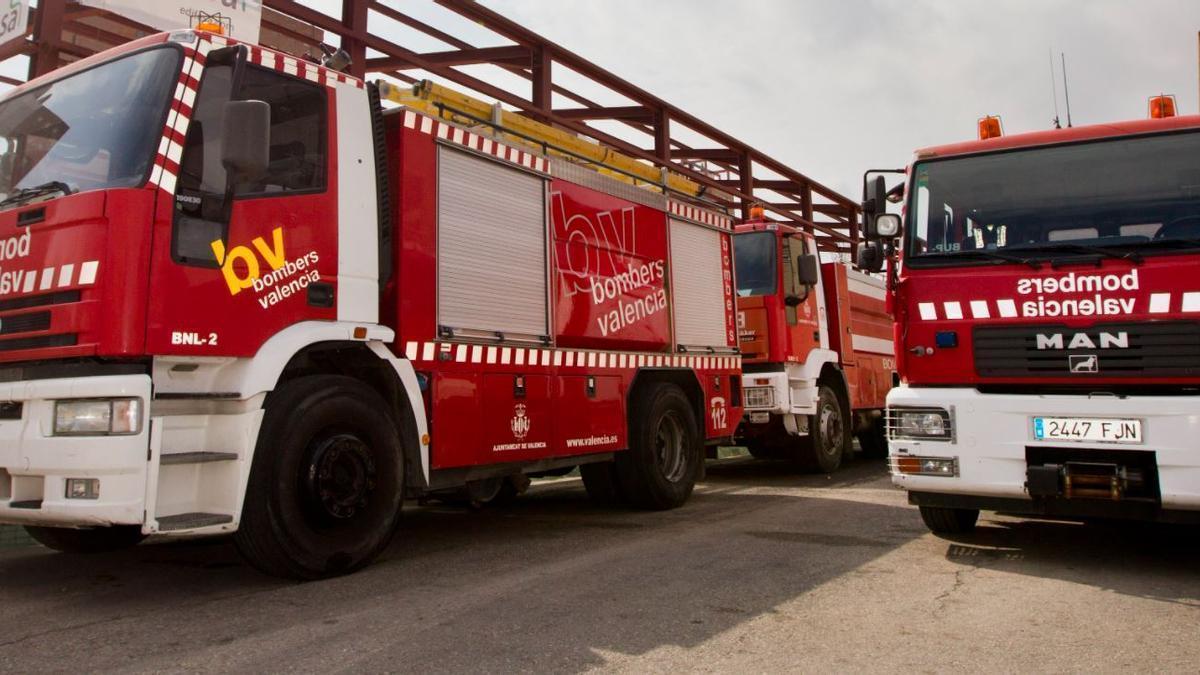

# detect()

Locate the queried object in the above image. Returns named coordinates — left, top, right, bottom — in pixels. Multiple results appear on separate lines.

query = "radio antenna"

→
left=1049, top=49, right=1061, bottom=129
left=1061, top=52, right=1073, bottom=127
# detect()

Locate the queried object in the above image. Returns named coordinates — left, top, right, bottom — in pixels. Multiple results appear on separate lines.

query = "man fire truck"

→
left=859, top=97, right=1200, bottom=533
left=0, top=29, right=743, bottom=578
left=734, top=213, right=893, bottom=472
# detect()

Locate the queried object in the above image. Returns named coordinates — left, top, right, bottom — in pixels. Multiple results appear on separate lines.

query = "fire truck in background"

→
left=0, top=29, right=743, bottom=578
left=734, top=215, right=894, bottom=472
left=859, top=96, right=1200, bottom=533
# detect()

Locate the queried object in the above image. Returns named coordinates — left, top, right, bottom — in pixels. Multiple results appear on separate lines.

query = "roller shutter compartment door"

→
left=669, top=219, right=727, bottom=348
left=438, top=147, right=548, bottom=338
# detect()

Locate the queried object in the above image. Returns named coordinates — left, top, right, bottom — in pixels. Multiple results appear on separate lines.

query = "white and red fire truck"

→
left=0, top=29, right=743, bottom=578
left=859, top=97, right=1200, bottom=532
left=734, top=217, right=894, bottom=472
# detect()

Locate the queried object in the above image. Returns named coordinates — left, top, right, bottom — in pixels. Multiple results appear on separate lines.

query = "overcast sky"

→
left=4, top=1, right=1199, bottom=202
left=450, top=0, right=1200, bottom=200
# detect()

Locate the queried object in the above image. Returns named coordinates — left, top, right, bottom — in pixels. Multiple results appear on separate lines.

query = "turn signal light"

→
left=196, top=21, right=225, bottom=35
left=977, top=116, right=1003, bottom=140
left=1148, top=95, right=1176, bottom=119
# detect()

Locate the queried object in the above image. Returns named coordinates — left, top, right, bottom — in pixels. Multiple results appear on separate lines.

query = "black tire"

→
left=919, top=505, right=980, bottom=534
left=796, top=385, right=850, bottom=473
left=25, top=525, right=145, bottom=554
left=615, top=383, right=701, bottom=510
left=856, top=414, right=889, bottom=459
left=580, top=461, right=627, bottom=506
left=234, top=375, right=405, bottom=580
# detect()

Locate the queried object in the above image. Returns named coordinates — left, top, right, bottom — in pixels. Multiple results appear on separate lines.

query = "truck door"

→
left=781, top=234, right=822, bottom=358
left=145, top=48, right=338, bottom=356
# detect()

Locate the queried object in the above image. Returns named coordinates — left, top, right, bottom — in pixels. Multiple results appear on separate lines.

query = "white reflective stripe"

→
left=943, top=302, right=963, bottom=320
left=423, top=343, right=435, bottom=361
left=78, top=260, right=99, bottom=285
left=487, top=346, right=498, bottom=364
left=852, top=334, right=895, bottom=355
left=404, top=341, right=418, bottom=360
left=21, top=270, right=35, bottom=293
left=39, top=267, right=54, bottom=290
left=500, top=347, right=512, bottom=365
left=553, top=350, right=562, bottom=366
left=918, top=303, right=937, bottom=321
left=1183, top=292, right=1200, bottom=312
left=588, top=352, right=597, bottom=368
left=515, top=349, right=525, bottom=365
left=1149, top=293, right=1172, bottom=314
left=997, top=299, right=1018, bottom=318
left=846, top=273, right=887, bottom=301
left=969, top=300, right=990, bottom=319
left=455, top=344, right=467, bottom=362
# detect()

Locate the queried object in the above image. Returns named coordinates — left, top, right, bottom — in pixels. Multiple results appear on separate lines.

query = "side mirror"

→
left=857, top=243, right=885, bottom=273
left=221, top=99, right=270, bottom=181
left=875, top=213, right=901, bottom=238
left=796, top=254, right=820, bottom=286
left=861, top=175, right=887, bottom=238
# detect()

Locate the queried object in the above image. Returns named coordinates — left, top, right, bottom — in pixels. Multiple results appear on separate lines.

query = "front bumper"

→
left=887, top=386, right=1200, bottom=512
left=0, top=374, right=151, bottom=528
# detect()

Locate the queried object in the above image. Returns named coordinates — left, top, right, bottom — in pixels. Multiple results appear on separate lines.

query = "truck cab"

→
left=860, top=102, right=1200, bottom=532
left=733, top=219, right=893, bottom=472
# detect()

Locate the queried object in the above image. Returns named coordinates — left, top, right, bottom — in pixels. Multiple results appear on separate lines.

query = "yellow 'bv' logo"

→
left=210, top=227, right=286, bottom=295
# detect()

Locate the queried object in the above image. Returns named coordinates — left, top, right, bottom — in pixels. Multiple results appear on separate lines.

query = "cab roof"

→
left=915, top=114, right=1200, bottom=161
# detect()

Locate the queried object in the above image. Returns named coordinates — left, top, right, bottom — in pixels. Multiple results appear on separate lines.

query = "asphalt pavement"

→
left=0, top=457, right=1197, bottom=673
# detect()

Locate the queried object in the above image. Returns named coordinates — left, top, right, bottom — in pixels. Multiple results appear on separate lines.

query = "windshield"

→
left=905, top=131, right=1200, bottom=263
left=734, top=231, right=777, bottom=296
left=0, top=47, right=180, bottom=202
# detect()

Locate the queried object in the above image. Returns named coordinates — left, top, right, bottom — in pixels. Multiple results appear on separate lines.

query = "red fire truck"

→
left=734, top=217, right=893, bottom=472
left=859, top=97, right=1200, bottom=533
left=0, top=30, right=743, bottom=578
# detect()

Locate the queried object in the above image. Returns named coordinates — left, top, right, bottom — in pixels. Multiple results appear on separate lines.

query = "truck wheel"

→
left=796, top=385, right=850, bottom=473
left=580, top=461, right=627, bottom=506
left=919, top=505, right=980, bottom=534
left=856, top=415, right=889, bottom=459
left=616, top=383, right=701, bottom=510
left=25, top=525, right=145, bottom=553
left=235, top=375, right=404, bottom=580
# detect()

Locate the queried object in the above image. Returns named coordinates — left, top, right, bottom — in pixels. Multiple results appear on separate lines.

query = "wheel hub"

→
left=819, top=402, right=842, bottom=455
left=304, top=433, right=377, bottom=521
left=655, top=412, right=687, bottom=483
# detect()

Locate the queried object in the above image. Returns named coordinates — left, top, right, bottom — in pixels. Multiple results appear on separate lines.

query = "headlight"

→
left=891, top=455, right=959, bottom=477
left=54, top=398, right=142, bottom=436
left=888, top=407, right=953, bottom=441
left=744, top=386, right=774, bottom=408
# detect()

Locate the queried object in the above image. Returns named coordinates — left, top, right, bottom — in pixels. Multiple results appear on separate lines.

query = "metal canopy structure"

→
left=2, top=0, right=860, bottom=253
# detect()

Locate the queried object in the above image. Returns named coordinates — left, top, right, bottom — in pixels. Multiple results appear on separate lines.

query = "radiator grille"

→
left=973, top=321, right=1200, bottom=378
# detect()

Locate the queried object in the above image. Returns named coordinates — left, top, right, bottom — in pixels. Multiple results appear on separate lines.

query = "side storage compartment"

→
left=553, top=374, right=625, bottom=455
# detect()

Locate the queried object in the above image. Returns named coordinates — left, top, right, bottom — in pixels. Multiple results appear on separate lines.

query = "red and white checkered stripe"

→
left=147, top=32, right=365, bottom=197
left=914, top=292, right=1200, bottom=321
left=668, top=199, right=733, bottom=231
left=402, top=341, right=741, bottom=371
left=401, top=110, right=549, bottom=173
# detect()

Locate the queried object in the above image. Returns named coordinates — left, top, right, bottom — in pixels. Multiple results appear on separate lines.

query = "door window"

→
left=172, top=62, right=327, bottom=265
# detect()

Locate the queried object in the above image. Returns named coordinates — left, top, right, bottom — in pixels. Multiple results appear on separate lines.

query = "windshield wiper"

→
left=1008, top=242, right=1143, bottom=265
left=917, top=249, right=1042, bottom=269
left=1135, top=237, right=1200, bottom=250
left=0, top=181, right=74, bottom=208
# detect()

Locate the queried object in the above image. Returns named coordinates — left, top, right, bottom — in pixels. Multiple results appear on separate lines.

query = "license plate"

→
left=1032, top=416, right=1142, bottom=444
left=749, top=412, right=770, bottom=424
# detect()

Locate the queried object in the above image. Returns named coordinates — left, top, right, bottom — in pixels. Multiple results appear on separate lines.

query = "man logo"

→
left=1069, top=354, right=1099, bottom=374
left=1036, top=331, right=1128, bottom=351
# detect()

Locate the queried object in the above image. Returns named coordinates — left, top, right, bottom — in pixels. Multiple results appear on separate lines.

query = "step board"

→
left=160, top=451, right=238, bottom=466
left=157, top=512, right=233, bottom=531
